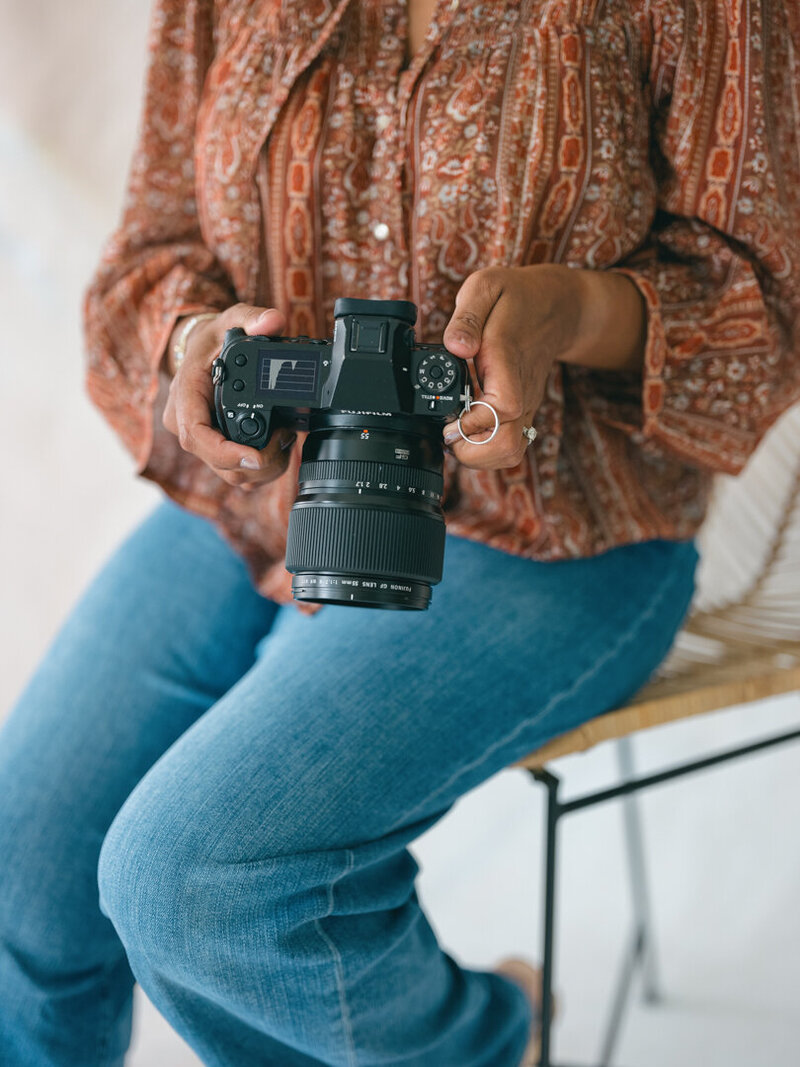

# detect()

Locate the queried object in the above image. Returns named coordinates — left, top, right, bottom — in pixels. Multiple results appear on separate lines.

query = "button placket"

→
left=365, top=4, right=407, bottom=260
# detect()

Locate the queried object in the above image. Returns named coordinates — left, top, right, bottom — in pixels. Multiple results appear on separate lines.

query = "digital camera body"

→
left=212, top=298, right=469, bottom=610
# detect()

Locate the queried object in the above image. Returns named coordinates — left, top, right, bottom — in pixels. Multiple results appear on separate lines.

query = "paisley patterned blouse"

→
left=84, top=0, right=800, bottom=605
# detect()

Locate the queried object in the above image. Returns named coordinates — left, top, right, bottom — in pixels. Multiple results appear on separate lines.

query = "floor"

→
left=2, top=10, right=799, bottom=1063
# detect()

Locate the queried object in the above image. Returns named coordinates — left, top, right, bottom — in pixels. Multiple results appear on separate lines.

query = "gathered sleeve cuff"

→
left=82, top=0, right=237, bottom=474
left=577, top=1, right=800, bottom=476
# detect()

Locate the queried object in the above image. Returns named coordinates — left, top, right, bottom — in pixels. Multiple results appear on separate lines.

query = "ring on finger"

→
left=456, top=400, right=500, bottom=446
left=522, top=425, right=538, bottom=445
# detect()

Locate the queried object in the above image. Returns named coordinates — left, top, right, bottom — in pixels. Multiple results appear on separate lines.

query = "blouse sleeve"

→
left=578, top=0, right=800, bottom=476
left=82, top=0, right=236, bottom=472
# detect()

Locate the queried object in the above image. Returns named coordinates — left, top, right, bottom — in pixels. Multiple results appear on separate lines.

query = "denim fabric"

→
left=0, top=500, right=699, bottom=1066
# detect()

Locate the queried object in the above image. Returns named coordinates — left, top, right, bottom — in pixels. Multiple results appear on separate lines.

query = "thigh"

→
left=0, top=501, right=278, bottom=937
left=111, top=534, right=698, bottom=864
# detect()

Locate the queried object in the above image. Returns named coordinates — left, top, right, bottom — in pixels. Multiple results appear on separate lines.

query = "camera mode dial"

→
left=416, top=353, right=457, bottom=393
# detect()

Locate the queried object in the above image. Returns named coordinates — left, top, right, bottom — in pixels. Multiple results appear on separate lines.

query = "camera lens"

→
left=285, top=413, right=446, bottom=610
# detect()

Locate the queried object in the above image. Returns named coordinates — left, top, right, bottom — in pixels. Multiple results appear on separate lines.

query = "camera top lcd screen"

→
left=256, top=348, right=321, bottom=401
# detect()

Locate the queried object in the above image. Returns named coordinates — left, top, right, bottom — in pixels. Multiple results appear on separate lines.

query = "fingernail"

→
left=280, top=433, right=297, bottom=452
left=443, top=428, right=461, bottom=444
left=448, top=331, right=474, bottom=349
left=240, top=456, right=260, bottom=470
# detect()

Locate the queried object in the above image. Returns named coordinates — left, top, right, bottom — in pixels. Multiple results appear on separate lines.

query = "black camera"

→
left=211, top=298, right=469, bottom=610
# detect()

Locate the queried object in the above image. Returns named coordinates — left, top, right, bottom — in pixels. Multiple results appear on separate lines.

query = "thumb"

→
left=442, top=271, right=503, bottom=358
left=235, top=303, right=288, bottom=337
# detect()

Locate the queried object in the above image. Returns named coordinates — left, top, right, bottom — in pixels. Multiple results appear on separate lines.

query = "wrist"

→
left=167, top=311, right=219, bottom=375
left=167, top=317, right=190, bottom=375
left=562, top=268, right=647, bottom=373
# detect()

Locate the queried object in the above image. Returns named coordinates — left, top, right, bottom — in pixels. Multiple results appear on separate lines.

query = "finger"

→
left=173, top=303, right=288, bottom=467
left=441, top=335, right=525, bottom=453
left=184, top=304, right=288, bottom=373
left=466, top=301, right=527, bottom=425
left=174, top=366, right=288, bottom=474
left=214, top=436, right=296, bottom=488
left=229, top=303, right=287, bottom=340
left=162, top=387, right=177, bottom=436
left=445, top=417, right=530, bottom=470
left=442, top=268, right=505, bottom=359
left=235, top=433, right=297, bottom=480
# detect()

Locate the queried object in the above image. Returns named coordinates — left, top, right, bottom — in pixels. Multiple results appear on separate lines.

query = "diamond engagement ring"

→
left=522, top=425, right=538, bottom=445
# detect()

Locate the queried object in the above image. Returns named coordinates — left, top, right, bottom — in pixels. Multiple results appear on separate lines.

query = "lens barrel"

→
left=285, top=414, right=446, bottom=609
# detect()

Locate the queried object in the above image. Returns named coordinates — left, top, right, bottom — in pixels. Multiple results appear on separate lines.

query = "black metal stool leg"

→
left=518, top=725, right=800, bottom=1067
left=616, top=736, right=661, bottom=1004
left=530, top=768, right=561, bottom=1067
left=596, top=738, right=662, bottom=1064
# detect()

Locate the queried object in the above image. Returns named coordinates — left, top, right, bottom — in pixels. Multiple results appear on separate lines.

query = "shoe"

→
left=494, top=957, right=557, bottom=1067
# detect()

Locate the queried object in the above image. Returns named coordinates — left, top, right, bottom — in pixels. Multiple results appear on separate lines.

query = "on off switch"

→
left=240, top=416, right=261, bottom=437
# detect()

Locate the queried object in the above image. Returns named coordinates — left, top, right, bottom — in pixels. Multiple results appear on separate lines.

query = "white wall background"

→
left=1, top=3, right=799, bottom=1064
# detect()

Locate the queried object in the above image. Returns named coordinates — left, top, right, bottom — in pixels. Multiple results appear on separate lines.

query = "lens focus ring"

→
left=286, top=503, right=445, bottom=584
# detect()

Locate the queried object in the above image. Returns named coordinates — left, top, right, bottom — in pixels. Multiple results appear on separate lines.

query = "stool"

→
left=513, top=404, right=800, bottom=1066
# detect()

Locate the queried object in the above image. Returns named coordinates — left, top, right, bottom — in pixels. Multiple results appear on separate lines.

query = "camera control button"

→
left=234, top=353, right=247, bottom=367
left=240, top=417, right=261, bottom=437
left=233, top=379, right=246, bottom=391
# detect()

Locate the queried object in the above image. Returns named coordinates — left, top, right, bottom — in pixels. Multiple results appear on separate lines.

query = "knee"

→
left=97, top=772, right=288, bottom=972
left=97, top=778, right=207, bottom=967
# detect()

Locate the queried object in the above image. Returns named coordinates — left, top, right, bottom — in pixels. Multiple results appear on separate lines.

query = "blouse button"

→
left=373, top=222, right=391, bottom=240
left=376, top=114, right=391, bottom=132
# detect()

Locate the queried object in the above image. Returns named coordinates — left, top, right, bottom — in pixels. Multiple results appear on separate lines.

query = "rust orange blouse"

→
left=84, top=0, right=800, bottom=605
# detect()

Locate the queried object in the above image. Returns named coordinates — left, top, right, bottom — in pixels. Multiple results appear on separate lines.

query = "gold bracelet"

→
left=171, top=312, right=218, bottom=373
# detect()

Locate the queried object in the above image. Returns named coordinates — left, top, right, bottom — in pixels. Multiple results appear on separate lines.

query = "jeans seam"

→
left=314, top=847, right=358, bottom=1067
left=394, top=553, right=694, bottom=830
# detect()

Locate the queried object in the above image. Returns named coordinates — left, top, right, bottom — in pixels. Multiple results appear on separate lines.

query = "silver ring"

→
left=456, top=400, right=500, bottom=446
left=522, top=425, right=538, bottom=445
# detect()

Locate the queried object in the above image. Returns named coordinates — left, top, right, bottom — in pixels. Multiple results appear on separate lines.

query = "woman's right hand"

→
left=162, top=303, right=297, bottom=490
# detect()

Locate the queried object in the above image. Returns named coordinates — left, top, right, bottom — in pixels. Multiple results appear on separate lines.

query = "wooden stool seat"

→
left=517, top=629, right=800, bottom=769
left=517, top=403, right=800, bottom=771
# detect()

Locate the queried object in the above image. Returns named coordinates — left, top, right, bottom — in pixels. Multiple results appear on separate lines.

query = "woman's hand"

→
left=162, top=303, right=295, bottom=490
left=441, top=265, right=647, bottom=469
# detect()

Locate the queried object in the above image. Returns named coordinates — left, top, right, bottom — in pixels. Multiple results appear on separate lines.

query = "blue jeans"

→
left=0, top=500, right=699, bottom=1066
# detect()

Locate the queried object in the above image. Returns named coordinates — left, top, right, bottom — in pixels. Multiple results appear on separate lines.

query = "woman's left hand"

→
left=441, top=264, right=646, bottom=470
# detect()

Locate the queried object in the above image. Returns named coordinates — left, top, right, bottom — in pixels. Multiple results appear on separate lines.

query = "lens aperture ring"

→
left=299, top=460, right=442, bottom=502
